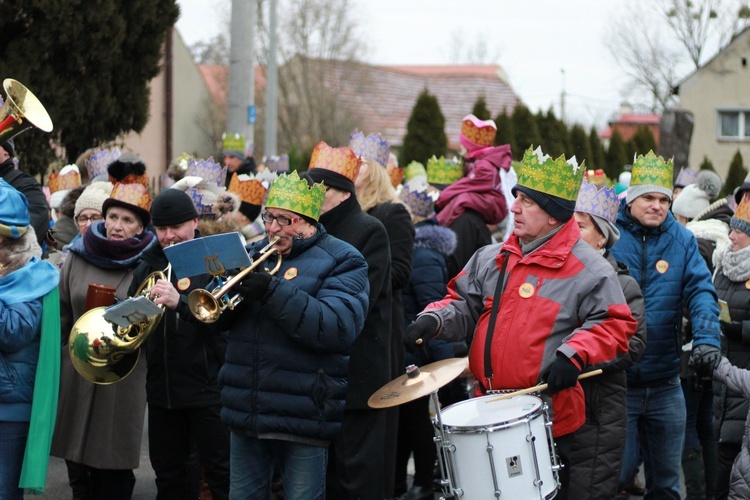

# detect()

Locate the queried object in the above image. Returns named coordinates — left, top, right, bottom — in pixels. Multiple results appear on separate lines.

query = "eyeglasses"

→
left=261, top=212, right=302, bottom=226
left=76, top=214, right=103, bottom=226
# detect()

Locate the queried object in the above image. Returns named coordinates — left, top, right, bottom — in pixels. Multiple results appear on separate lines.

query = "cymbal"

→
left=368, top=357, right=469, bottom=409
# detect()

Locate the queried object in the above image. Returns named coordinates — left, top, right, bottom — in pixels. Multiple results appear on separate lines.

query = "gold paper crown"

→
left=516, top=146, right=585, bottom=201
left=732, top=197, right=750, bottom=234
left=265, top=171, right=325, bottom=222
left=109, top=183, right=152, bottom=212
left=308, top=141, right=361, bottom=182
left=228, top=173, right=267, bottom=206
left=631, top=150, right=674, bottom=190
left=48, top=165, right=81, bottom=193
left=426, top=156, right=463, bottom=186
left=460, top=114, right=497, bottom=148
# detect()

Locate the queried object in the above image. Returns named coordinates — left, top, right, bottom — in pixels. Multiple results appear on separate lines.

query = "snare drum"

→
left=435, top=394, right=559, bottom=499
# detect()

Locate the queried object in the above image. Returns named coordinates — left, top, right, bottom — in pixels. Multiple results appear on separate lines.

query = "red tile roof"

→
left=199, top=60, right=519, bottom=151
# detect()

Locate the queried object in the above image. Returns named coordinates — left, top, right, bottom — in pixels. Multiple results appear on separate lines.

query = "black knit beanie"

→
left=150, top=189, right=199, bottom=226
left=238, top=201, right=261, bottom=222
left=304, top=168, right=355, bottom=194
left=512, top=185, right=575, bottom=223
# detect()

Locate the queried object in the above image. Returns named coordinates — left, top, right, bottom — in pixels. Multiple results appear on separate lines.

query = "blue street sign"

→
left=248, top=105, right=256, bottom=125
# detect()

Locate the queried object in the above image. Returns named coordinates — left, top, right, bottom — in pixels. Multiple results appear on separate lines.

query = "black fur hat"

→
left=107, top=152, right=147, bottom=183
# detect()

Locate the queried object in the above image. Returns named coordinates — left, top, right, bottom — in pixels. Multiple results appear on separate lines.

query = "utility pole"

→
left=264, top=0, right=278, bottom=157
left=560, top=68, right=566, bottom=123
left=227, top=0, right=257, bottom=154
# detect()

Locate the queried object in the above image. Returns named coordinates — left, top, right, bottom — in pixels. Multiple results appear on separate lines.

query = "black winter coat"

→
left=445, top=208, right=491, bottom=279
left=129, top=234, right=227, bottom=409
left=320, top=194, right=393, bottom=409
left=713, top=268, right=750, bottom=445
left=569, top=251, right=647, bottom=499
left=368, top=201, right=414, bottom=380
left=0, top=159, right=49, bottom=244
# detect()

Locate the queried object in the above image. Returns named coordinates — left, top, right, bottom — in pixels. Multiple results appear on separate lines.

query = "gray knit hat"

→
left=74, top=182, right=114, bottom=218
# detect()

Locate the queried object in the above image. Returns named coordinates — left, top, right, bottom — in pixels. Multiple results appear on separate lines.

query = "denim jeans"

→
left=0, top=421, right=30, bottom=500
left=229, top=433, right=327, bottom=500
left=619, top=376, right=686, bottom=499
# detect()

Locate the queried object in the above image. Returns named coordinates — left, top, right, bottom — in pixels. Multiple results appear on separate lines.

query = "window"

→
left=718, top=110, right=750, bottom=139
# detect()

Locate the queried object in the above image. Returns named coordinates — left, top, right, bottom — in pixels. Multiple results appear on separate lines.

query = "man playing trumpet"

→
left=130, top=188, right=231, bottom=499
left=213, top=170, right=369, bottom=499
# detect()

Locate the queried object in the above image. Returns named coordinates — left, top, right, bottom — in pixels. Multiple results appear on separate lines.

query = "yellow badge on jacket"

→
left=177, top=278, right=191, bottom=290
left=519, top=283, right=535, bottom=298
left=656, top=260, right=669, bottom=274
left=284, top=267, right=298, bottom=280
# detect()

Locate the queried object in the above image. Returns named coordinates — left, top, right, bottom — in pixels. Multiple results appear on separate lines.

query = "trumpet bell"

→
left=69, top=307, right=141, bottom=385
left=188, top=289, right=221, bottom=324
left=0, top=79, right=53, bottom=144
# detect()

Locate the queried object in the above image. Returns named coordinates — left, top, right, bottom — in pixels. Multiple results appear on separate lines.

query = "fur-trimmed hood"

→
left=414, top=220, right=457, bottom=257
left=0, top=227, right=41, bottom=278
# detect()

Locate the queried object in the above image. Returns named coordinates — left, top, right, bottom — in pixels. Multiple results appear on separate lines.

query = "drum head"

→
left=440, top=394, right=542, bottom=428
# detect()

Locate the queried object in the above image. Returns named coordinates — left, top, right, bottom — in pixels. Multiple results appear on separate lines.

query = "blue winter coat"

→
left=611, top=200, right=720, bottom=384
left=0, top=255, right=59, bottom=422
left=218, top=225, right=369, bottom=444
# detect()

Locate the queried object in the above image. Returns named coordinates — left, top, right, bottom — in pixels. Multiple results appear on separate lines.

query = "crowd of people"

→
left=1, top=113, right=750, bottom=500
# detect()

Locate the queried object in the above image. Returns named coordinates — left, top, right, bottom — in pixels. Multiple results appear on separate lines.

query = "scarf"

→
left=18, top=287, right=60, bottom=494
left=718, top=244, right=750, bottom=282
left=686, top=218, right=731, bottom=270
left=0, top=257, right=59, bottom=305
left=69, top=220, right=156, bottom=269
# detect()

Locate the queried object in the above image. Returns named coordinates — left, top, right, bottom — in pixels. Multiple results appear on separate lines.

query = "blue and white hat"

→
left=0, top=179, right=30, bottom=239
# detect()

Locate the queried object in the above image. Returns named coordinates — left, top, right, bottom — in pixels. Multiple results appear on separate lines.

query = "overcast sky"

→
left=175, top=0, right=696, bottom=129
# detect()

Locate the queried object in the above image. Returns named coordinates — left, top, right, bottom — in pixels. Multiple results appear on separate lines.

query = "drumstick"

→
left=486, top=369, right=604, bottom=402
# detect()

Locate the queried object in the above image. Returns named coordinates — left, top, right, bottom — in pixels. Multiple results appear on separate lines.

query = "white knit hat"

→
left=671, top=170, right=723, bottom=220
left=74, top=181, right=114, bottom=218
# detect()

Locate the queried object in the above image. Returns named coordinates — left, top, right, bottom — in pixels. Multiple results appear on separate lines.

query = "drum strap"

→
left=483, top=251, right=510, bottom=387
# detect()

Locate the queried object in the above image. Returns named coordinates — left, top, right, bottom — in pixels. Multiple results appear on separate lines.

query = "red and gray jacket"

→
left=425, top=218, right=636, bottom=437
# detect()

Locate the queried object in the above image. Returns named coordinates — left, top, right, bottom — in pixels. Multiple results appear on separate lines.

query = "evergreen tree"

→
left=510, top=104, right=541, bottom=161
left=493, top=109, right=517, bottom=154
left=471, top=95, right=492, bottom=120
left=630, top=126, right=658, bottom=155
left=537, top=109, right=569, bottom=158
left=722, top=149, right=749, bottom=198
left=589, top=127, right=608, bottom=177
left=568, top=124, right=592, bottom=167
left=0, top=0, right=180, bottom=175
left=699, top=155, right=716, bottom=172
left=606, top=130, right=628, bottom=178
left=399, top=88, right=447, bottom=167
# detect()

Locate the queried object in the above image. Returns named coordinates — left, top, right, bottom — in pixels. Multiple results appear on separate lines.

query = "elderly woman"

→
left=0, top=181, right=59, bottom=499
left=712, top=197, right=750, bottom=500
left=51, top=156, right=156, bottom=500
left=569, top=179, right=647, bottom=499
left=216, top=171, right=369, bottom=499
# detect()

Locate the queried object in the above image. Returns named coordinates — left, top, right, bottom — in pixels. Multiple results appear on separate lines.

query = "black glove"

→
left=234, top=272, right=273, bottom=301
left=404, top=315, right=439, bottom=353
left=546, top=354, right=582, bottom=394
left=690, top=344, right=721, bottom=377
left=720, top=320, right=742, bottom=339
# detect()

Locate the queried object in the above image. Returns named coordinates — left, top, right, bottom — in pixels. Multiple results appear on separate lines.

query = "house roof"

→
left=199, top=59, right=519, bottom=151
left=599, top=113, right=661, bottom=139
left=676, top=25, right=750, bottom=92
left=199, top=64, right=266, bottom=107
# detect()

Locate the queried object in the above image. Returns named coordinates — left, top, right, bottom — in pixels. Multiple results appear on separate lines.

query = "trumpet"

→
left=188, top=236, right=282, bottom=323
left=69, top=253, right=172, bottom=384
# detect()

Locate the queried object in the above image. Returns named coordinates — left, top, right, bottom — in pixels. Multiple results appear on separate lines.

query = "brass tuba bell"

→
left=69, top=270, right=166, bottom=385
left=0, top=79, right=53, bottom=144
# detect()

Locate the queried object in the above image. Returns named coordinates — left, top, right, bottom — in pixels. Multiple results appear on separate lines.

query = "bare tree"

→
left=255, top=0, right=366, bottom=157
left=606, top=0, right=748, bottom=112
left=447, top=30, right=502, bottom=64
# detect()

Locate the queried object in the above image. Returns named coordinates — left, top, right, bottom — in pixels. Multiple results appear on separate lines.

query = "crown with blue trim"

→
left=265, top=154, right=289, bottom=173
left=675, top=167, right=697, bottom=188
left=85, top=147, right=121, bottom=180
left=185, top=157, right=227, bottom=188
left=266, top=170, right=326, bottom=222
left=348, top=130, right=390, bottom=168
left=575, top=178, right=619, bottom=225
left=399, top=178, right=439, bottom=218
left=516, top=146, right=585, bottom=201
